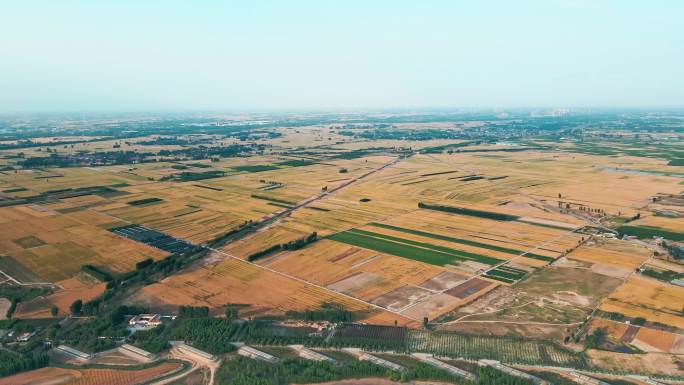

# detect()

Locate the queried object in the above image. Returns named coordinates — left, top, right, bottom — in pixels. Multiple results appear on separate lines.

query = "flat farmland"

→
left=0, top=166, right=144, bottom=196
left=385, top=209, right=579, bottom=256
left=440, top=266, right=622, bottom=341
left=567, top=238, right=651, bottom=277
left=0, top=362, right=182, bottom=385
left=2, top=116, right=682, bottom=376
left=14, top=273, right=105, bottom=318
left=328, top=229, right=502, bottom=267
left=257, top=239, right=499, bottom=320
left=600, top=275, right=684, bottom=329
left=131, top=254, right=417, bottom=326
left=443, top=151, right=682, bottom=218
left=0, top=204, right=167, bottom=282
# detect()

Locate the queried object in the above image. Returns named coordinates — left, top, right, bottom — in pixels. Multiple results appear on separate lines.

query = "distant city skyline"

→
left=1, top=1, right=683, bottom=113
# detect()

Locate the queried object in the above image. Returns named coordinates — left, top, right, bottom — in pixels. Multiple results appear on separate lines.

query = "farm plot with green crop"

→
left=617, top=225, right=684, bottom=242
left=484, top=265, right=529, bottom=284
left=369, top=223, right=554, bottom=262
left=328, top=229, right=502, bottom=267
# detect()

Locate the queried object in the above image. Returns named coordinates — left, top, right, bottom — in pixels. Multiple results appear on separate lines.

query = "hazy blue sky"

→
left=1, top=1, right=683, bottom=112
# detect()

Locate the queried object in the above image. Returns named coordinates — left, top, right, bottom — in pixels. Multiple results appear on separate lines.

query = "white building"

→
left=129, top=314, right=162, bottom=328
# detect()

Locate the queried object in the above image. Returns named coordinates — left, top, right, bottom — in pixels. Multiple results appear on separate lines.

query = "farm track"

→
left=0, top=269, right=61, bottom=289
left=416, top=225, right=588, bottom=322
left=204, top=155, right=403, bottom=252
left=204, top=245, right=421, bottom=321
left=53, top=156, right=411, bottom=320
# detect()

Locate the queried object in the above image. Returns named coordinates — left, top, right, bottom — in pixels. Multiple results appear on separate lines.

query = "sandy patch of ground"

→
left=401, top=293, right=461, bottom=320
left=671, top=335, right=684, bottom=354
left=551, top=291, right=592, bottom=307
left=552, top=257, right=591, bottom=268
left=590, top=263, right=632, bottom=279
left=588, top=349, right=684, bottom=376
left=418, top=271, right=468, bottom=292
left=327, top=272, right=380, bottom=294
left=444, top=278, right=493, bottom=299
left=371, top=285, right=432, bottom=312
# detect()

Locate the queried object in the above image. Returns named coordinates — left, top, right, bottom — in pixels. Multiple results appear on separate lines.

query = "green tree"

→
left=585, top=327, right=607, bottom=349
left=70, top=299, right=82, bottom=315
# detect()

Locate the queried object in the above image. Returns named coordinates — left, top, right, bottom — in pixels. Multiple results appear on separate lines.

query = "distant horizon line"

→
left=2, top=106, right=684, bottom=117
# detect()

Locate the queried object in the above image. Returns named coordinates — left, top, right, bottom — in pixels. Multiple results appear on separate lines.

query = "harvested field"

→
left=248, top=239, right=464, bottom=319
left=418, top=271, right=469, bottom=292
left=0, top=362, right=182, bottom=385
left=0, top=297, right=10, bottom=320
left=568, top=238, right=651, bottom=271
left=371, top=285, right=434, bottom=312
left=327, top=272, right=380, bottom=294
left=401, top=293, right=462, bottom=320
left=600, top=275, right=684, bottom=329
left=0, top=205, right=167, bottom=282
left=14, top=273, right=105, bottom=318
left=131, top=257, right=414, bottom=325
left=632, top=327, right=676, bottom=352
left=620, top=325, right=640, bottom=344
left=444, top=278, right=494, bottom=299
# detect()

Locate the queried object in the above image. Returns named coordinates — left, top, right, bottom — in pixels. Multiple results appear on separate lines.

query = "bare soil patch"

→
left=0, top=297, right=10, bottom=320
left=418, top=271, right=468, bottom=292
left=371, top=285, right=433, bottom=311
left=444, top=278, right=492, bottom=298
left=327, top=272, right=380, bottom=294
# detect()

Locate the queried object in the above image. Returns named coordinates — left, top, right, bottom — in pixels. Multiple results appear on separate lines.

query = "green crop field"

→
left=232, top=164, right=280, bottom=173
left=370, top=223, right=554, bottom=262
left=484, top=265, right=528, bottom=283
left=328, top=228, right=502, bottom=266
left=347, top=228, right=502, bottom=265
left=617, top=225, right=684, bottom=242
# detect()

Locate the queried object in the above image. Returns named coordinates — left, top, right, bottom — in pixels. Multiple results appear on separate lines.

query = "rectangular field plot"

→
left=484, top=265, right=530, bottom=284
left=409, top=330, right=586, bottom=367
left=444, top=278, right=494, bottom=299
left=110, top=224, right=194, bottom=254
left=369, top=223, right=554, bottom=262
left=0, top=205, right=167, bottom=282
left=330, top=323, right=409, bottom=352
left=328, top=229, right=502, bottom=267
left=327, top=323, right=586, bottom=367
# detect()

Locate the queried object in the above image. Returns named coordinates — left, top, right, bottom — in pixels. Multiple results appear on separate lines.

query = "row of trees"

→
left=285, top=302, right=354, bottom=323
left=0, top=351, right=49, bottom=377
left=247, top=232, right=318, bottom=261
left=214, top=355, right=541, bottom=385
left=170, top=318, right=241, bottom=354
